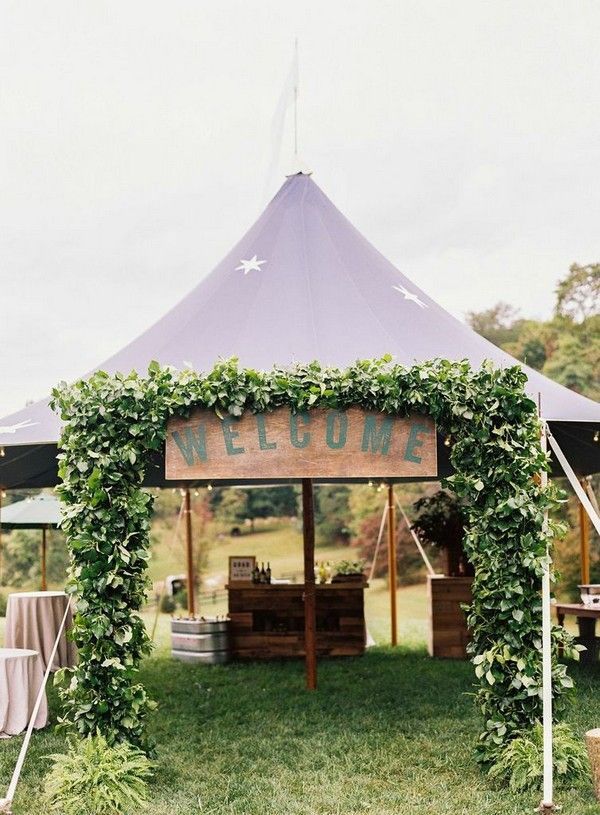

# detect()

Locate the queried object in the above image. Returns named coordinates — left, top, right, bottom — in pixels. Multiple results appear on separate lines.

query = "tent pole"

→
left=302, top=478, right=317, bottom=690
left=41, top=525, right=47, bottom=592
left=0, top=488, right=3, bottom=586
left=579, top=482, right=591, bottom=585
left=184, top=488, right=195, bottom=618
left=387, top=483, right=398, bottom=647
left=540, top=419, right=554, bottom=812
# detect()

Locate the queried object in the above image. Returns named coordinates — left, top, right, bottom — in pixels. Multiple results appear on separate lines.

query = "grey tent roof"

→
left=0, top=493, right=62, bottom=529
left=0, top=173, right=598, bottom=486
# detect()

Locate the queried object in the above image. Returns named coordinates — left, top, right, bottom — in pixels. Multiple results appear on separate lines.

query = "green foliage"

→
left=51, top=356, right=574, bottom=761
left=468, top=263, right=600, bottom=400
left=44, top=734, right=153, bottom=815
left=488, top=723, right=588, bottom=791
left=211, top=488, right=248, bottom=528
left=350, top=483, right=441, bottom=585
left=0, top=592, right=7, bottom=616
left=210, top=485, right=298, bottom=531
left=555, top=262, right=600, bottom=323
left=412, top=490, right=471, bottom=577
left=1, top=528, right=69, bottom=589
left=173, top=588, right=188, bottom=609
left=315, top=485, right=351, bottom=545
left=159, top=594, right=176, bottom=614
left=245, top=485, right=297, bottom=528
left=465, top=302, right=525, bottom=348
left=333, top=558, right=365, bottom=575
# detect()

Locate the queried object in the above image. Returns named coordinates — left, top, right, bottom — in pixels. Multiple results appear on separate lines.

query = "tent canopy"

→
left=0, top=173, right=598, bottom=487
left=0, top=493, right=62, bottom=529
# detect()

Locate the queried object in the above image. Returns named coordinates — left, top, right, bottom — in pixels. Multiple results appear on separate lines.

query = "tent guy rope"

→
left=548, top=432, right=600, bottom=536
left=0, top=600, right=72, bottom=814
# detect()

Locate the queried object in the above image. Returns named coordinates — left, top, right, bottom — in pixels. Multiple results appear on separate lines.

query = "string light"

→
left=207, top=483, right=213, bottom=492
left=194, top=489, right=199, bottom=497
left=368, top=480, right=374, bottom=488
left=594, top=430, right=600, bottom=444
left=0, top=446, right=4, bottom=457
left=1, top=490, right=6, bottom=499
left=444, top=435, right=452, bottom=447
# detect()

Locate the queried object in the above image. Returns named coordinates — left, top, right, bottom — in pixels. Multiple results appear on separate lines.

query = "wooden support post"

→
left=184, top=488, right=196, bottom=618
left=41, top=525, right=48, bottom=591
left=302, top=478, right=317, bottom=690
left=387, top=483, right=398, bottom=646
left=580, top=480, right=591, bottom=585
left=0, top=487, right=3, bottom=586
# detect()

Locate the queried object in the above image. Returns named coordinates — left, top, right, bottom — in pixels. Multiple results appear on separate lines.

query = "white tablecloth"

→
left=5, top=591, right=76, bottom=672
left=0, top=648, right=47, bottom=738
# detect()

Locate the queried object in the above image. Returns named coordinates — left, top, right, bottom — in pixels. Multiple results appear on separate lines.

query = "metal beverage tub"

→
left=171, top=618, right=230, bottom=665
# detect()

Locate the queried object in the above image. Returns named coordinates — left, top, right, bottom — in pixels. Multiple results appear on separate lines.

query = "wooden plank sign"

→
left=165, top=406, right=437, bottom=480
left=228, top=556, right=255, bottom=584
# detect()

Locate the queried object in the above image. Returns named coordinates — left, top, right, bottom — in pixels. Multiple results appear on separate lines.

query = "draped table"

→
left=0, top=648, right=48, bottom=738
left=4, top=591, right=76, bottom=672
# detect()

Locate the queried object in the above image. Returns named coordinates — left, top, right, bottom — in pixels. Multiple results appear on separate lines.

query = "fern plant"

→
left=488, top=723, right=588, bottom=792
left=44, top=735, right=153, bottom=815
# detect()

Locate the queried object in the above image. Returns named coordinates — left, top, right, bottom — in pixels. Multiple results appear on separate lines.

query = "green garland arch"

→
left=51, top=356, right=576, bottom=761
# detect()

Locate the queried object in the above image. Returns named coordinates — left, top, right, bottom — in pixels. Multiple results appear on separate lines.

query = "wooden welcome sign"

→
left=165, top=407, right=437, bottom=480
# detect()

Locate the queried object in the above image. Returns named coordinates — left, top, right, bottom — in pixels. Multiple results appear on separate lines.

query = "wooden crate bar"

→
left=227, top=583, right=367, bottom=660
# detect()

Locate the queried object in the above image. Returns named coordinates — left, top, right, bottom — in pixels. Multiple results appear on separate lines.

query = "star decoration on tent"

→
left=392, top=284, right=428, bottom=309
left=0, top=419, right=39, bottom=434
left=235, top=255, right=267, bottom=275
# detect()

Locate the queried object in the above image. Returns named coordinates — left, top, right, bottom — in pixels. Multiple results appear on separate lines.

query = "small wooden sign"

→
left=229, top=556, right=255, bottom=584
left=165, top=406, right=437, bottom=480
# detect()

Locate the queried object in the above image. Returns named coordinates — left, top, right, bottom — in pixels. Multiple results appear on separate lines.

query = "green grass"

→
left=1, top=523, right=597, bottom=813
left=2, top=598, right=600, bottom=814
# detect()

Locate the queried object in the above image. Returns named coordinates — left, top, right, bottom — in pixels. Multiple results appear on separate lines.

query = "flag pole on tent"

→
left=293, top=37, right=299, bottom=157
left=539, top=398, right=555, bottom=813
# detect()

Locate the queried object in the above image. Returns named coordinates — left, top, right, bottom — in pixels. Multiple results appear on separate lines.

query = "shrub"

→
left=159, top=594, right=176, bottom=614
left=44, top=735, right=153, bottom=815
left=173, top=588, right=188, bottom=609
left=0, top=592, right=6, bottom=617
left=488, top=723, right=588, bottom=792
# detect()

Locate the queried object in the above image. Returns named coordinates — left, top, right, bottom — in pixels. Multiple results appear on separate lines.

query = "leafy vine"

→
left=51, top=357, right=575, bottom=760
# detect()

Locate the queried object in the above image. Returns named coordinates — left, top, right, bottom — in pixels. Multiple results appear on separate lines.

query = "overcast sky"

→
left=1, top=1, right=599, bottom=417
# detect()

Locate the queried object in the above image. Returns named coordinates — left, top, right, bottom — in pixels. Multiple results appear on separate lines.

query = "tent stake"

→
left=184, top=488, right=195, bottom=618
left=387, top=484, right=398, bottom=646
left=302, top=479, right=317, bottom=690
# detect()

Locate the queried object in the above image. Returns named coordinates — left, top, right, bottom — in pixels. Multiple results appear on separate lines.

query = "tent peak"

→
left=285, top=155, right=312, bottom=177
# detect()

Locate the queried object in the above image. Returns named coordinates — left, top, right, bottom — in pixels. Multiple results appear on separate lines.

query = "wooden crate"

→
left=227, top=583, right=367, bottom=660
left=427, top=575, right=473, bottom=659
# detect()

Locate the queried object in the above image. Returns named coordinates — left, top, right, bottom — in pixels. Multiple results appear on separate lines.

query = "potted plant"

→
left=411, top=490, right=473, bottom=659
left=331, top=559, right=367, bottom=583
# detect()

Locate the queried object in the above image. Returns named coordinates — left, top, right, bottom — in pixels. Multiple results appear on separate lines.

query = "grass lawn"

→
left=2, top=594, right=600, bottom=814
